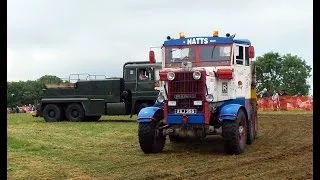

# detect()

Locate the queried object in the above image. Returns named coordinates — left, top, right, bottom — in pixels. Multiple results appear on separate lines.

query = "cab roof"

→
left=125, top=62, right=162, bottom=68
left=163, top=36, right=251, bottom=46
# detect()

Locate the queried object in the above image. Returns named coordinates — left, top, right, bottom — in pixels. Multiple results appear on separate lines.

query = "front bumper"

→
left=167, top=113, right=205, bottom=124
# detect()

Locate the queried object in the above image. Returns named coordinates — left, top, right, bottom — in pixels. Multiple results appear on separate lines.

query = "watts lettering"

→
left=186, top=38, right=209, bottom=45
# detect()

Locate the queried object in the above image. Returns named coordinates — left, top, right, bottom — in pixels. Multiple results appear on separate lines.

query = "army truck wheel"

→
left=43, top=104, right=62, bottom=122
left=138, top=122, right=166, bottom=154
left=222, top=109, right=247, bottom=155
left=65, top=103, right=85, bottom=122
left=85, top=115, right=101, bottom=122
left=169, top=135, right=186, bottom=143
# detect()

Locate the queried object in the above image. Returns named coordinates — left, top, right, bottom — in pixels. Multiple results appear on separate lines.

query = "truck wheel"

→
left=247, top=114, right=257, bottom=144
left=137, top=103, right=148, bottom=115
left=65, top=103, right=85, bottom=122
left=85, top=115, right=101, bottom=122
left=247, top=104, right=258, bottom=144
left=254, top=110, right=258, bottom=138
left=43, top=104, right=62, bottom=122
left=138, top=122, right=166, bottom=154
left=169, top=135, right=186, bottom=143
left=222, top=109, right=247, bottom=155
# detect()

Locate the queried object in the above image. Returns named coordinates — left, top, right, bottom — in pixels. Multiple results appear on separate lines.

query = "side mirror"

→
left=149, top=50, right=155, bottom=63
left=249, top=46, right=255, bottom=59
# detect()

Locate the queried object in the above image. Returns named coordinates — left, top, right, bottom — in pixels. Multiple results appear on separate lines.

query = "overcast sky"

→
left=7, top=0, right=313, bottom=93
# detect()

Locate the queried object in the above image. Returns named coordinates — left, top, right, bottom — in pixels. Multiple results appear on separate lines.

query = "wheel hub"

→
left=71, top=109, right=79, bottom=117
left=48, top=110, right=55, bottom=118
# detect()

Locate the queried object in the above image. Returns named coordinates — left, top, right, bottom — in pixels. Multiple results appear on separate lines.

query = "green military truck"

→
left=38, top=61, right=161, bottom=122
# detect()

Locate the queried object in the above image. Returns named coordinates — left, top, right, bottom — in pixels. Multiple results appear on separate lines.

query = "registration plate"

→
left=174, top=109, right=197, bottom=114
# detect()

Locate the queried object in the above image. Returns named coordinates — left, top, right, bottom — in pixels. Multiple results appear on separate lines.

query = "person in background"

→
left=258, top=88, right=269, bottom=110
left=271, top=90, right=280, bottom=111
left=279, top=89, right=288, bottom=111
left=28, top=104, right=32, bottom=112
left=15, top=105, right=20, bottom=113
left=258, top=88, right=268, bottom=98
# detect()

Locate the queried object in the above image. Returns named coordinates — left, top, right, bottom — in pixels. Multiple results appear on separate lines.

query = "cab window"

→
left=245, top=47, right=250, bottom=66
left=125, top=69, right=136, bottom=81
left=138, top=67, right=154, bottom=81
left=235, top=45, right=244, bottom=65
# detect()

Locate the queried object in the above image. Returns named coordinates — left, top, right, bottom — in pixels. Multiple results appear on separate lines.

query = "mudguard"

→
left=137, top=106, right=163, bottom=123
left=219, top=104, right=243, bottom=121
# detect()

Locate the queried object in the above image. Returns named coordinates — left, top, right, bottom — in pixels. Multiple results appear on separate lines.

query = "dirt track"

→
left=8, top=112, right=313, bottom=179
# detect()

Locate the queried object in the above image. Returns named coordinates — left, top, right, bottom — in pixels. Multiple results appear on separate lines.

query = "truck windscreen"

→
left=199, top=45, right=231, bottom=61
left=164, top=44, right=232, bottom=67
left=165, top=46, right=196, bottom=66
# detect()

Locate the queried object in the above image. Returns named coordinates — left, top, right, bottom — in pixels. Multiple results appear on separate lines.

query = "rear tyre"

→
left=65, top=103, right=85, bottom=122
left=247, top=112, right=258, bottom=144
left=138, top=122, right=166, bottom=154
left=247, top=117, right=255, bottom=145
left=222, top=109, right=247, bottom=155
left=43, top=104, right=62, bottom=122
left=247, top=103, right=258, bottom=144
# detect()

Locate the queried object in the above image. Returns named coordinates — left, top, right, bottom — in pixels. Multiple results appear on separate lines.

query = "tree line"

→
left=7, top=75, right=64, bottom=107
left=7, top=52, right=312, bottom=107
left=255, top=52, right=312, bottom=96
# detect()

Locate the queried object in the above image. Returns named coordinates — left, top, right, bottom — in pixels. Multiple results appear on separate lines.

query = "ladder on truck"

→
left=68, top=73, right=107, bottom=83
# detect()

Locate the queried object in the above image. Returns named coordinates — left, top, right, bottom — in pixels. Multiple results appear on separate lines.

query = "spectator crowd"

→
left=257, top=88, right=313, bottom=111
left=7, top=104, right=37, bottom=114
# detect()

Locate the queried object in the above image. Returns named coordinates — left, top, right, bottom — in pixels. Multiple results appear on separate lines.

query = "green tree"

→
left=280, top=54, right=312, bottom=95
left=7, top=81, right=24, bottom=107
left=37, top=75, right=63, bottom=85
left=7, top=80, right=44, bottom=107
left=7, top=75, right=64, bottom=107
left=255, top=52, right=312, bottom=95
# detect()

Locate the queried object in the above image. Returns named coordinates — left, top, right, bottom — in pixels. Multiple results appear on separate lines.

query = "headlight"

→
left=193, top=71, right=201, bottom=80
left=205, top=94, right=214, bottom=102
left=168, top=101, right=177, bottom=106
left=157, top=94, right=165, bottom=103
left=167, top=72, right=175, bottom=81
left=193, top=100, right=202, bottom=106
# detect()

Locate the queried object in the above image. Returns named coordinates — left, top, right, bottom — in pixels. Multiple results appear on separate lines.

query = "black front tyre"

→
left=138, top=122, right=166, bottom=154
left=43, top=104, right=62, bottom=122
left=65, top=103, right=85, bottom=122
left=222, top=109, right=247, bottom=155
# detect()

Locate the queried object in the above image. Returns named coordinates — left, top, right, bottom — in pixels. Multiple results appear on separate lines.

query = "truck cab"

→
left=122, top=61, right=162, bottom=114
left=137, top=31, right=258, bottom=155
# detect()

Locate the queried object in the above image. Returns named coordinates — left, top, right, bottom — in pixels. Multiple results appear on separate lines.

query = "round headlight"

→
left=167, top=72, right=175, bottom=81
left=157, top=95, right=165, bottom=103
left=193, top=71, right=201, bottom=80
left=205, top=94, right=214, bottom=102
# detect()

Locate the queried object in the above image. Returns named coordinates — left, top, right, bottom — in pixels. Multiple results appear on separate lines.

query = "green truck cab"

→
left=38, top=61, right=161, bottom=122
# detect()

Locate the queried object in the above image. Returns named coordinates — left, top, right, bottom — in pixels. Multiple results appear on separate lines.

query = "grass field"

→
left=8, top=111, right=313, bottom=180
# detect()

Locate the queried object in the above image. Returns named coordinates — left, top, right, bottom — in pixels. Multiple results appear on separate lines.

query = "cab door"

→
left=124, top=68, right=137, bottom=93
left=136, top=67, right=156, bottom=95
left=233, top=44, right=251, bottom=98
